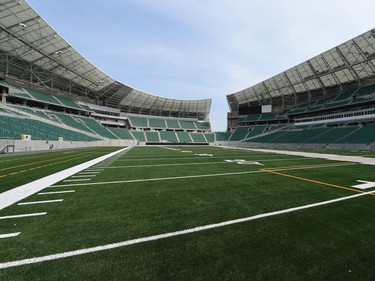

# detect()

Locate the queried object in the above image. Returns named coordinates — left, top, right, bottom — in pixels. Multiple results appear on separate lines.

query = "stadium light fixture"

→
left=19, top=23, right=26, bottom=28
left=55, top=50, right=63, bottom=55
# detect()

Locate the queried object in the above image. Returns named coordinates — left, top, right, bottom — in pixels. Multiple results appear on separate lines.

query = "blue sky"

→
left=27, top=0, right=375, bottom=131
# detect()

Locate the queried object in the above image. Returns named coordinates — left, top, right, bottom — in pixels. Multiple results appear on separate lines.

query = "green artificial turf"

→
left=0, top=147, right=120, bottom=193
left=0, top=146, right=374, bottom=280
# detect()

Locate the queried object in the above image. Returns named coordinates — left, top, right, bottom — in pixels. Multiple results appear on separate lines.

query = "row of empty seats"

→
left=11, top=106, right=118, bottom=139
left=128, top=116, right=211, bottom=131
left=238, top=113, right=287, bottom=123
left=1, top=80, right=92, bottom=112
left=247, top=124, right=375, bottom=145
left=0, top=106, right=215, bottom=143
left=0, top=113, right=98, bottom=142
left=288, top=84, right=375, bottom=115
left=120, top=130, right=215, bottom=143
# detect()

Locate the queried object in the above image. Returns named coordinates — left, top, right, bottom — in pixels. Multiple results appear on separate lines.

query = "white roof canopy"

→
left=0, top=0, right=211, bottom=119
left=227, top=28, right=375, bottom=112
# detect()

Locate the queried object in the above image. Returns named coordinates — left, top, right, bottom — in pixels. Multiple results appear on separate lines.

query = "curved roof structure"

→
left=227, top=28, right=375, bottom=113
left=0, top=0, right=211, bottom=119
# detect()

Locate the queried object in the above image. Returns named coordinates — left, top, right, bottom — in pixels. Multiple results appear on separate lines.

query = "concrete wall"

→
left=3, top=138, right=374, bottom=153
left=0, top=139, right=137, bottom=153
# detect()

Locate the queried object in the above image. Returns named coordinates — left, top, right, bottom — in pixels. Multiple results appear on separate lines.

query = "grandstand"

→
left=225, top=28, right=375, bottom=151
left=0, top=1, right=214, bottom=152
left=0, top=0, right=375, bottom=153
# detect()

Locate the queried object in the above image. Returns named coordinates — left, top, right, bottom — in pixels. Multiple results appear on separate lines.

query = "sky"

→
left=26, top=0, right=375, bottom=131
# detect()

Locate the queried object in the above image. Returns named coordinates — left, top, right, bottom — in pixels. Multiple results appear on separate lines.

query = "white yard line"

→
left=78, top=172, right=101, bottom=174
left=52, top=163, right=354, bottom=188
left=0, top=147, right=132, bottom=211
left=0, top=189, right=374, bottom=269
left=0, top=232, right=21, bottom=239
left=0, top=212, right=47, bottom=220
left=38, top=190, right=75, bottom=195
left=71, top=175, right=97, bottom=178
left=17, top=199, right=64, bottom=206
left=84, top=169, right=104, bottom=171
left=63, top=179, right=92, bottom=182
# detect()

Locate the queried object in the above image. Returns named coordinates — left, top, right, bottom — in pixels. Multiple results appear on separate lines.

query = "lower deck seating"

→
left=176, top=131, right=193, bottom=143
left=159, top=131, right=178, bottom=142
left=108, top=128, right=135, bottom=140
left=215, top=132, right=232, bottom=141
left=78, top=117, right=118, bottom=139
left=145, top=132, right=160, bottom=142
left=204, top=133, right=215, bottom=143
left=229, top=127, right=250, bottom=141
left=190, top=133, right=206, bottom=143
left=335, top=124, right=375, bottom=144
left=131, top=131, right=146, bottom=142
left=0, top=114, right=98, bottom=141
left=248, top=124, right=375, bottom=145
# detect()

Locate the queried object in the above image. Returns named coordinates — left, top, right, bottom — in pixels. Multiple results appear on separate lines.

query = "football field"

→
left=0, top=146, right=374, bottom=280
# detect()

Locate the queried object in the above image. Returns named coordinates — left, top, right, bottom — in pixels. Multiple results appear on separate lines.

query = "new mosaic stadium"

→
left=0, top=1, right=374, bottom=280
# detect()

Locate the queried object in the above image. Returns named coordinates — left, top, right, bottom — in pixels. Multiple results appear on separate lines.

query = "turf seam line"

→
left=0, top=189, right=374, bottom=269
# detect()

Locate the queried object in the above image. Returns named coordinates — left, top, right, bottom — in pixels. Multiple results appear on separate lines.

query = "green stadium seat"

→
left=159, top=131, right=178, bottom=142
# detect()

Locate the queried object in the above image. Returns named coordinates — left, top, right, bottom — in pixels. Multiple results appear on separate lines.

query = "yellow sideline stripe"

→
left=0, top=149, right=110, bottom=172
left=0, top=155, right=77, bottom=172
left=0, top=153, right=101, bottom=179
left=262, top=169, right=375, bottom=196
left=261, top=162, right=353, bottom=171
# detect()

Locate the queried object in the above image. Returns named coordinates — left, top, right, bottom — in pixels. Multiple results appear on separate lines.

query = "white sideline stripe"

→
left=222, top=146, right=375, bottom=166
left=0, top=147, right=132, bottom=211
left=63, top=179, right=92, bottom=182
left=1, top=189, right=374, bottom=269
left=38, top=191, right=75, bottom=195
left=52, top=163, right=354, bottom=188
left=79, top=172, right=101, bottom=174
left=0, top=212, right=47, bottom=220
left=71, top=175, right=96, bottom=178
left=0, top=232, right=21, bottom=239
left=18, top=199, right=64, bottom=206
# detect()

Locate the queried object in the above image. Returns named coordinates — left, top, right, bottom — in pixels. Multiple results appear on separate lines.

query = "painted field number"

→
left=352, top=180, right=375, bottom=190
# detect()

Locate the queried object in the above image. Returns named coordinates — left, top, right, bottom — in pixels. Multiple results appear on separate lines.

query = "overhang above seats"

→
left=227, top=28, right=375, bottom=113
left=0, top=1, right=212, bottom=120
